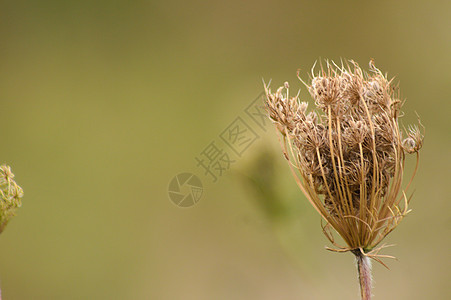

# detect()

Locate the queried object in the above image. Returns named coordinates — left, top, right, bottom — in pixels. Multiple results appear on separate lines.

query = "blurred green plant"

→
left=237, top=148, right=290, bottom=222
left=0, top=165, right=24, bottom=234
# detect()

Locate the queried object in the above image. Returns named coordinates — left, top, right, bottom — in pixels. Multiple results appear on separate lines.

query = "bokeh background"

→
left=0, top=0, right=450, bottom=299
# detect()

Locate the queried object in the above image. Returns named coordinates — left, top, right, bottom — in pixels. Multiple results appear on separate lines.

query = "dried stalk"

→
left=353, top=249, right=372, bottom=299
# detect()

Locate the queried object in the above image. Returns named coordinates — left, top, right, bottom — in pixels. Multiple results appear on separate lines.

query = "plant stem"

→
left=354, top=251, right=372, bottom=300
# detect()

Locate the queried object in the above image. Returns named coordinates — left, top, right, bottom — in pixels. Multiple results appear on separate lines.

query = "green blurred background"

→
left=0, top=0, right=449, bottom=299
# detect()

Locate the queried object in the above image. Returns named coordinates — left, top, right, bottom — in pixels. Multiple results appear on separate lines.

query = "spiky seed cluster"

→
left=0, top=165, right=24, bottom=233
left=265, top=60, right=423, bottom=259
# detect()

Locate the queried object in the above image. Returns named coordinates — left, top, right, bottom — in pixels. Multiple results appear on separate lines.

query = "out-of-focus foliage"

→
left=0, top=166, right=23, bottom=233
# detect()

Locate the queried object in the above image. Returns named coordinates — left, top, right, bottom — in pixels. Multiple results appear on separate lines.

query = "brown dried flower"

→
left=264, top=60, right=423, bottom=299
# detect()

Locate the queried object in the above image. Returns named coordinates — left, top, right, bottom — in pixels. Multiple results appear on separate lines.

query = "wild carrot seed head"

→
left=264, top=60, right=423, bottom=258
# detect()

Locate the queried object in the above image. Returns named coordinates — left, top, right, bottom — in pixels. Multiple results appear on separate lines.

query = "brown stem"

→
left=354, top=250, right=372, bottom=300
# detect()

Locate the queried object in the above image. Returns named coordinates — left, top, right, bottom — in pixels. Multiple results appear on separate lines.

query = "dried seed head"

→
left=402, top=137, right=416, bottom=153
left=344, top=119, right=369, bottom=146
left=403, top=126, right=423, bottom=153
left=310, top=76, right=342, bottom=111
left=264, top=59, right=423, bottom=257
